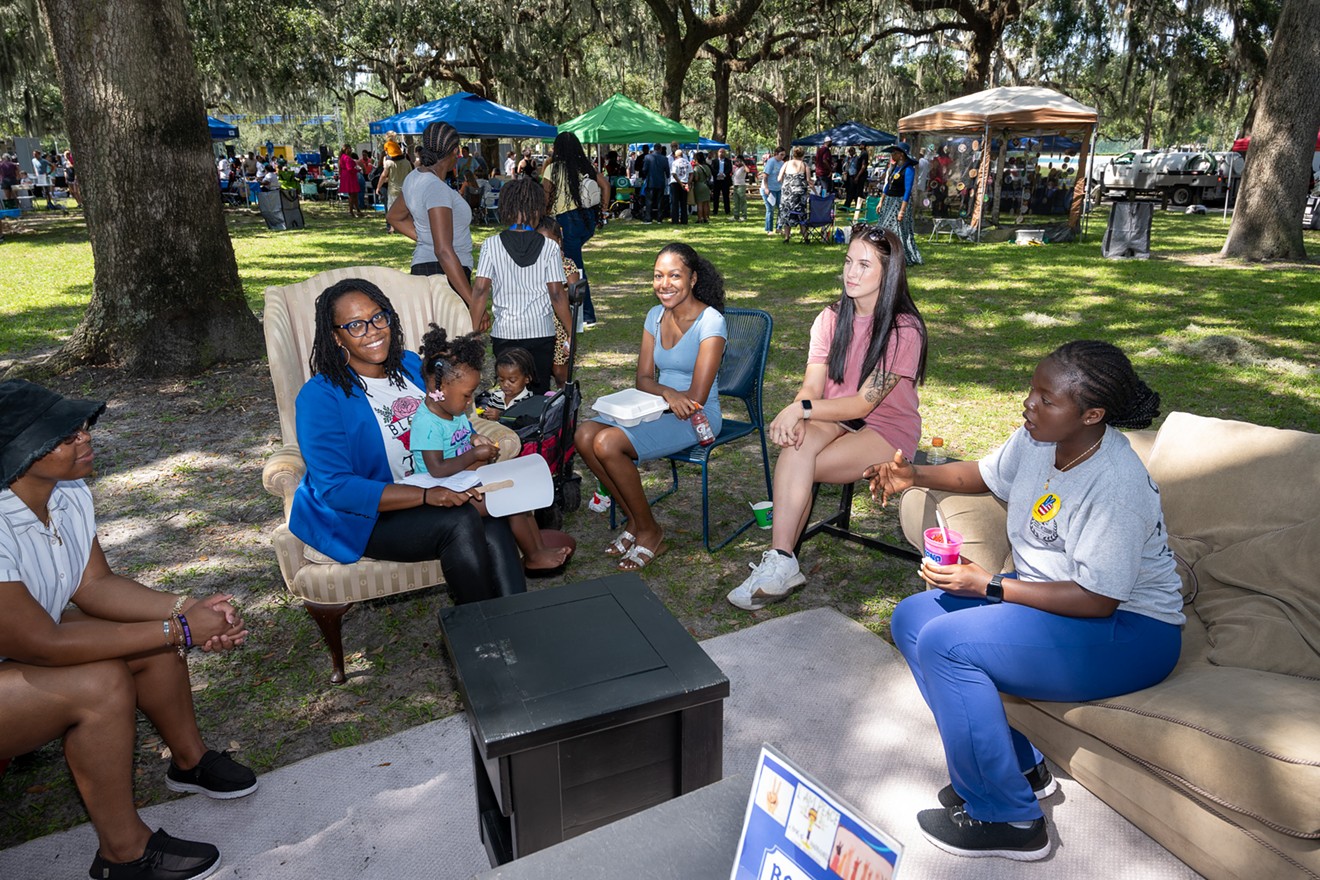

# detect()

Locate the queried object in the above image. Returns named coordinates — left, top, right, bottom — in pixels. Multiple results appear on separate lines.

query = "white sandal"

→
left=617, top=541, right=666, bottom=572
left=604, top=530, right=636, bottom=558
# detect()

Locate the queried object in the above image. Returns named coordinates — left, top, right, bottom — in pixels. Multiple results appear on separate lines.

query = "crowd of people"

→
left=0, top=116, right=1187, bottom=877
left=0, top=148, right=78, bottom=210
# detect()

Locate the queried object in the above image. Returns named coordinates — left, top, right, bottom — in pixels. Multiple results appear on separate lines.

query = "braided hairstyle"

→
left=1049, top=340, right=1161, bottom=429
left=417, top=121, right=460, bottom=169
left=498, top=176, right=547, bottom=227
left=418, top=324, right=485, bottom=389
left=548, top=131, right=596, bottom=209
left=656, top=242, right=725, bottom=313
left=310, top=279, right=406, bottom=397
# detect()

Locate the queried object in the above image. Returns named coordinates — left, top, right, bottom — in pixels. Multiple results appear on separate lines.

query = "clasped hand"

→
left=768, top=405, right=807, bottom=449
left=185, top=594, right=249, bottom=653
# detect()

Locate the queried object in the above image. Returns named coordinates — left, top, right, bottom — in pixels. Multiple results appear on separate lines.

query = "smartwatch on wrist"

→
left=985, top=574, right=1005, bottom=604
left=801, top=399, right=812, bottom=420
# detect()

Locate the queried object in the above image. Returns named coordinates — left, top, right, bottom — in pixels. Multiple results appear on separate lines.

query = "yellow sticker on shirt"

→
left=1032, top=492, right=1061, bottom=523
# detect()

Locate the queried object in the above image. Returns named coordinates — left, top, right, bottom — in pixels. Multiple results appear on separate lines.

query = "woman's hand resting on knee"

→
left=768, top=404, right=807, bottom=449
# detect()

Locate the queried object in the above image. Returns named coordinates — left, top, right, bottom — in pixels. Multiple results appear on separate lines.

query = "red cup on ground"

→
left=923, top=527, right=964, bottom=565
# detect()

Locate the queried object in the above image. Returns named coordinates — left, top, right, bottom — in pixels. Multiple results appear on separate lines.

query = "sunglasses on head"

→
left=850, top=223, right=894, bottom=247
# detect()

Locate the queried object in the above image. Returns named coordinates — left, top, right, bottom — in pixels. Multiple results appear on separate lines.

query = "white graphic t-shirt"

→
left=359, top=375, right=424, bottom=481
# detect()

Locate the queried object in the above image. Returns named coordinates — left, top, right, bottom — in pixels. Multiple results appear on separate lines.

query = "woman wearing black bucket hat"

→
left=0, top=380, right=255, bottom=880
left=875, top=141, right=924, bottom=266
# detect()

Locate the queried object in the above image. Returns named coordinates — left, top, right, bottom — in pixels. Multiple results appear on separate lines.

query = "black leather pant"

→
left=364, top=504, right=525, bottom=604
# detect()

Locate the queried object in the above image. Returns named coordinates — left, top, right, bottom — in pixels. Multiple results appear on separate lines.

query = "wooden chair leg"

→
left=304, top=601, right=351, bottom=685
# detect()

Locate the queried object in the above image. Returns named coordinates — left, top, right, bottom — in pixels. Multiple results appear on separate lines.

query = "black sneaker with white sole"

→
left=165, top=749, right=257, bottom=799
left=88, top=828, right=220, bottom=880
left=917, top=804, right=1050, bottom=861
left=937, top=759, right=1058, bottom=809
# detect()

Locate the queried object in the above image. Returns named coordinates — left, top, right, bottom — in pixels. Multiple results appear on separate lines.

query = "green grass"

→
left=0, top=199, right=1317, bottom=850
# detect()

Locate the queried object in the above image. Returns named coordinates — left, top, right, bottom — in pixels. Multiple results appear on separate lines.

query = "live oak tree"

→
left=1220, top=0, right=1320, bottom=261
left=639, top=0, right=766, bottom=120
left=36, top=0, right=262, bottom=375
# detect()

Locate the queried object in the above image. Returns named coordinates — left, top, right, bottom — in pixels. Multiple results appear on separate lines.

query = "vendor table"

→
left=439, top=573, right=729, bottom=867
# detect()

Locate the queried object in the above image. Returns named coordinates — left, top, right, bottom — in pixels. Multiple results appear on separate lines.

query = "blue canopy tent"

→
left=792, top=121, right=896, bottom=147
left=680, top=137, right=730, bottom=151
left=369, top=92, right=556, bottom=138
left=207, top=115, right=239, bottom=140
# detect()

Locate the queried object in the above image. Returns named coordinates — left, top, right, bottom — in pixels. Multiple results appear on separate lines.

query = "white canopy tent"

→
left=900, top=86, right=1099, bottom=231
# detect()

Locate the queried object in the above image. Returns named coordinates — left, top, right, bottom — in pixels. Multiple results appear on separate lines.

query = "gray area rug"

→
left=0, top=607, right=1201, bottom=879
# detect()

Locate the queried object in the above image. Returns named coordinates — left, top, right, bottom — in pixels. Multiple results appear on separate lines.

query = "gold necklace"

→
left=1044, top=436, right=1102, bottom=490
left=46, top=516, right=63, bottom=546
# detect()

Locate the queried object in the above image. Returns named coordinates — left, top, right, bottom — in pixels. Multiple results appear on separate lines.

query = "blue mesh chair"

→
left=611, top=308, right=773, bottom=550
left=799, top=194, right=836, bottom=244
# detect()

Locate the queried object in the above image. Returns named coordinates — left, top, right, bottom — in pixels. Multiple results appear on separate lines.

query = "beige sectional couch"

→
left=898, top=411, right=1320, bottom=879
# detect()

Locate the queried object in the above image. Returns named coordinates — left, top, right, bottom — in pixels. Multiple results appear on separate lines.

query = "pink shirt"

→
left=337, top=154, right=360, bottom=193
left=807, top=308, right=923, bottom=458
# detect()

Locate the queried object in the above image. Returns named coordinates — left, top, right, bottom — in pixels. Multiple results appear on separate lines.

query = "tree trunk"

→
left=711, top=58, right=732, bottom=144
left=660, top=37, right=689, bottom=121
left=36, top=0, right=262, bottom=375
left=1221, top=0, right=1320, bottom=261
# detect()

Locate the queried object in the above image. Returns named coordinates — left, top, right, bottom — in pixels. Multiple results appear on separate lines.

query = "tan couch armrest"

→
left=899, top=488, right=1012, bottom=572
left=471, top=415, right=520, bottom=461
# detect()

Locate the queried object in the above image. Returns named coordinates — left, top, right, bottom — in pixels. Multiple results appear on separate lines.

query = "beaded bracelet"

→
left=177, top=613, right=194, bottom=650
left=170, top=595, right=188, bottom=616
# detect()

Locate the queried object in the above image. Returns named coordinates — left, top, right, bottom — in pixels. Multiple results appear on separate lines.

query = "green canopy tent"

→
left=551, top=93, right=698, bottom=145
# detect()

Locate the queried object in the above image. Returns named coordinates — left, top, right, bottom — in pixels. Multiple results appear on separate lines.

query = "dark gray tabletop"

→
left=439, top=573, right=730, bottom=759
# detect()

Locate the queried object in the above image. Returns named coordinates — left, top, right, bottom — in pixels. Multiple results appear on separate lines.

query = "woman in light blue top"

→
left=575, top=243, right=727, bottom=571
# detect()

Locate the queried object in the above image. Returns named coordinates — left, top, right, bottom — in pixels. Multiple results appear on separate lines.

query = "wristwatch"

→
left=801, top=399, right=812, bottom=420
left=985, top=574, right=1005, bottom=604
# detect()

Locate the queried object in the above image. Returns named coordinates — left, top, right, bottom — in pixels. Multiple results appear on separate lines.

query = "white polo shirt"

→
left=0, top=481, right=97, bottom=660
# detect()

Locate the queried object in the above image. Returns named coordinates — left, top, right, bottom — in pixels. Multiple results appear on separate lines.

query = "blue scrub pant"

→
left=891, top=589, right=1180, bottom=823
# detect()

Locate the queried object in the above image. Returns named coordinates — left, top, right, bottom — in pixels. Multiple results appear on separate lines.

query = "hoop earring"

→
left=339, top=345, right=350, bottom=364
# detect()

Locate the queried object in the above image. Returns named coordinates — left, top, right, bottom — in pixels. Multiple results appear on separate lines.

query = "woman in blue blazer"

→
left=290, top=278, right=524, bottom=603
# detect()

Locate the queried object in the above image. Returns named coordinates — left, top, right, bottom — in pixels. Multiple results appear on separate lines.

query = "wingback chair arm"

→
left=263, top=446, right=307, bottom=517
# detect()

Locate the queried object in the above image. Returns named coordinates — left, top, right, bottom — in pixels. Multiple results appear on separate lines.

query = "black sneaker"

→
left=166, top=749, right=258, bottom=799
left=917, top=804, right=1050, bottom=861
left=88, top=828, right=220, bottom=880
left=937, top=759, right=1058, bottom=809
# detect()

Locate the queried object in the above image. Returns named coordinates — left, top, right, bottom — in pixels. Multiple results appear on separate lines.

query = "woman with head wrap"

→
left=387, top=122, right=487, bottom=332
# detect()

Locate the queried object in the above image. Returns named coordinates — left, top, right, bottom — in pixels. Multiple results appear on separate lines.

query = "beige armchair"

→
left=262, top=266, right=518, bottom=683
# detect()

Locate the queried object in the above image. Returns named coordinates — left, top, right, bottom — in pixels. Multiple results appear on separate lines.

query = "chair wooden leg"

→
left=304, top=601, right=351, bottom=685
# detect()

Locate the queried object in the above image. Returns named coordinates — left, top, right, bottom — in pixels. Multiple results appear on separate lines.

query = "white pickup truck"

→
left=1097, top=150, right=1243, bottom=206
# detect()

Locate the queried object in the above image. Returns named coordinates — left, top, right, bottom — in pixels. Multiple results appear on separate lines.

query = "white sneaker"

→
left=727, top=551, right=806, bottom=610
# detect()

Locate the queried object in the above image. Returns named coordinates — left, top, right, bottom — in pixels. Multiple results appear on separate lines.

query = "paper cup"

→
left=750, top=501, right=773, bottom=529
left=923, top=527, right=963, bottom=565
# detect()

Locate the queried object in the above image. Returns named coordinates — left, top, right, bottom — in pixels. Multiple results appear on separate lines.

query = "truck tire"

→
left=1170, top=185, right=1193, bottom=207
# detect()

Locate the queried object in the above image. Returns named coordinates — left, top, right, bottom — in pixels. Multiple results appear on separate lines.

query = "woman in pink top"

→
left=727, top=226, right=927, bottom=611
left=337, top=144, right=362, bottom=217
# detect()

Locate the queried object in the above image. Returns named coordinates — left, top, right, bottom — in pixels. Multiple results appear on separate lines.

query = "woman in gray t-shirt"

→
left=386, top=121, right=482, bottom=332
left=866, top=340, right=1183, bottom=862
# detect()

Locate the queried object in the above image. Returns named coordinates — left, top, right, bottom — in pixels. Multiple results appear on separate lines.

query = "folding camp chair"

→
left=797, top=194, right=836, bottom=244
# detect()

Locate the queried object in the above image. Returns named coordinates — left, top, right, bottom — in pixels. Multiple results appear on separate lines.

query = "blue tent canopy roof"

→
left=207, top=115, right=239, bottom=140
left=792, top=121, right=896, bottom=147
left=369, top=92, right=556, bottom=138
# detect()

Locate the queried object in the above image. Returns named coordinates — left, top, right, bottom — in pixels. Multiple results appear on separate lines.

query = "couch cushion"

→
left=1194, top=517, right=1320, bottom=678
left=1035, top=664, right=1320, bottom=838
left=1146, top=413, right=1320, bottom=564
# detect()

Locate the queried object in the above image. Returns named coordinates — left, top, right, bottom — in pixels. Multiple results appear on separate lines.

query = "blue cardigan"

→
left=289, top=352, right=426, bottom=563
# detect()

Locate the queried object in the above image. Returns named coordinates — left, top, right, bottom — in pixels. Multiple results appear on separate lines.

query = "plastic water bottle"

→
left=928, top=437, right=948, bottom=465
left=691, top=410, right=716, bottom=446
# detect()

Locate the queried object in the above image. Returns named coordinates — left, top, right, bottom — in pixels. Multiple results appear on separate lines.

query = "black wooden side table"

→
left=439, top=573, right=730, bottom=867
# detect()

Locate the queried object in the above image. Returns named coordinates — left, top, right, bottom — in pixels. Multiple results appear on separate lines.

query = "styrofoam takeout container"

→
left=592, top=389, right=668, bottom=427
left=1015, top=228, right=1045, bottom=245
